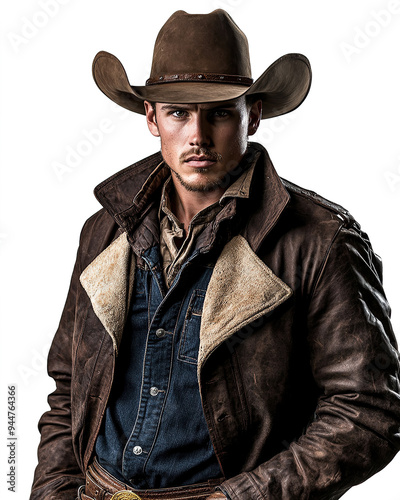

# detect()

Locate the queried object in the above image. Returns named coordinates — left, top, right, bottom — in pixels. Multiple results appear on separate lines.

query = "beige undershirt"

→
left=158, top=155, right=258, bottom=288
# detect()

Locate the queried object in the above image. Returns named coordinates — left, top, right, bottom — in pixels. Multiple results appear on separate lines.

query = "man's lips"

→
left=184, top=155, right=217, bottom=168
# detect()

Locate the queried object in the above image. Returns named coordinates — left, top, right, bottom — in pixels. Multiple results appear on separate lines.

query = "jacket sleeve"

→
left=30, top=221, right=90, bottom=500
left=221, top=222, right=400, bottom=499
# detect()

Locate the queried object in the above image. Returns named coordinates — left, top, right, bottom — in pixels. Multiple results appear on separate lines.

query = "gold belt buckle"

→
left=110, top=491, right=142, bottom=500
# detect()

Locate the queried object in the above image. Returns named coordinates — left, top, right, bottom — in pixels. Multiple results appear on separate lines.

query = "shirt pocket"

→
left=178, top=289, right=206, bottom=365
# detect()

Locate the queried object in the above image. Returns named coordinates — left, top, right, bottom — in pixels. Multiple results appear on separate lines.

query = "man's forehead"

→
left=157, top=97, right=246, bottom=111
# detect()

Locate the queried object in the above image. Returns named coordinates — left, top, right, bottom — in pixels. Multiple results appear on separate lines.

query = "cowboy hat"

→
left=92, top=9, right=311, bottom=119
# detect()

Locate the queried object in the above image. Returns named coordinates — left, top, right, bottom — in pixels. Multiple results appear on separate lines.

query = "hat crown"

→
left=150, top=9, right=252, bottom=79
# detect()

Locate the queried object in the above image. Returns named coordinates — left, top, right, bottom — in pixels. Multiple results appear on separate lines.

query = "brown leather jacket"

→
left=30, top=143, right=400, bottom=499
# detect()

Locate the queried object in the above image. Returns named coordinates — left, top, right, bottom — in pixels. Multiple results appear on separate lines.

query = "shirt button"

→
left=133, top=446, right=142, bottom=455
left=156, top=328, right=166, bottom=338
left=150, top=386, right=159, bottom=396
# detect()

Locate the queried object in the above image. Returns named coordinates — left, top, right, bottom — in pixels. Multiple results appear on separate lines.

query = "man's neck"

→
left=169, top=181, right=224, bottom=234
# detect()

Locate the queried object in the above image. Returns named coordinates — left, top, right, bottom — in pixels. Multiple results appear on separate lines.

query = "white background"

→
left=1, top=0, right=400, bottom=498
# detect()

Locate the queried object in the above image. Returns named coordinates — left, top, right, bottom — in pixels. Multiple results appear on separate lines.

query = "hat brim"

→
left=92, top=51, right=311, bottom=119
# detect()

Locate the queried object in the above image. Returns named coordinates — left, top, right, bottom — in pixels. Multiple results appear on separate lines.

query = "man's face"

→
left=144, top=96, right=261, bottom=193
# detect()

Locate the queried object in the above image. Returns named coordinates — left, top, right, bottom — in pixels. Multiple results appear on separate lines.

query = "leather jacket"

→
left=30, top=143, right=400, bottom=500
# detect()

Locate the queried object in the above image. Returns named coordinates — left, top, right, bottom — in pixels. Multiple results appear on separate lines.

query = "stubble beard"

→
left=169, top=166, right=226, bottom=193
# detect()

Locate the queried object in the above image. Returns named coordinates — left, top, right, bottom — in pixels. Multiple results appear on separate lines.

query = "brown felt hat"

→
left=92, top=9, right=311, bottom=119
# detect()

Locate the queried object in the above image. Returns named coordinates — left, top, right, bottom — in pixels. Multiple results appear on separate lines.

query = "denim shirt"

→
left=95, top=244, right=222, bottom=488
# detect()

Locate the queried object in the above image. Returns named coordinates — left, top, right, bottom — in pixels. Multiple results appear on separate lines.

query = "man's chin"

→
left=171, top=170, right=225, bottom=193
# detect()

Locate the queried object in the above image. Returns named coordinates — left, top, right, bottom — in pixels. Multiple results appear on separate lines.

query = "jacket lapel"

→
left=79, top=232, right=291, bottom=365
left=80, top=144, right=292, bottom=361
left=198, top=235, right=292, bottom=376
left=79, top=232, right=135, bottom=353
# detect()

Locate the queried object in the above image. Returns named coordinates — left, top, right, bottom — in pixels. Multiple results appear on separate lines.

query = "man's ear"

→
left=144, top=101, right=160, bottom=137
left=247, top=99, right=262, bottom=136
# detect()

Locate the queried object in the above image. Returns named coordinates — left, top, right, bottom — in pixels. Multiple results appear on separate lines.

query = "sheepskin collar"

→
left=198, top=234, right=292, bottom=375
left=79, top=233, right=292, bottom=372
left=80, top=232, right=135, bottom=353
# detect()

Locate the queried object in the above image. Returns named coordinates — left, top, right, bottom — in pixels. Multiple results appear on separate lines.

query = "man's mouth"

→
left=184, top=155, right=217, bottom=168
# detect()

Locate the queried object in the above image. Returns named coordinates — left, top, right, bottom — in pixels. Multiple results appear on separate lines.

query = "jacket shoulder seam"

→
left=280, top=177, right=355, bottom=227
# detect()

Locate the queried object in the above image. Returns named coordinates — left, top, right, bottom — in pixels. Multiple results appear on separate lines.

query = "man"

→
left=30, top=9, right=400, bottom=500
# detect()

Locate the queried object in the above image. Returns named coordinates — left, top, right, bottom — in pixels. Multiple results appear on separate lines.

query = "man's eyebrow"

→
left=159, top=104, right=190, bottom=112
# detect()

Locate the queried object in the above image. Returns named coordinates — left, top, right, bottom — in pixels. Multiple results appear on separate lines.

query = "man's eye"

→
left=212, top=110, right=229, bottom=118
left=172, top=110, right=187, bottom=118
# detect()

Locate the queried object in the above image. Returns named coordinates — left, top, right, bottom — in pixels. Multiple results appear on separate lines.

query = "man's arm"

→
left=30, top=222, right=89, bottom=500
left=220, top=222, right=400, bottom=499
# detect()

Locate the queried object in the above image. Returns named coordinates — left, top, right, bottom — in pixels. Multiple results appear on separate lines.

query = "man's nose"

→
left=188, top=113, right=211, bottom=147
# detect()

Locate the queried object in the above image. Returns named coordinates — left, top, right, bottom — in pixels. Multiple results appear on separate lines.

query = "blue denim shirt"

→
left=95, top=244, right=222, bottom=488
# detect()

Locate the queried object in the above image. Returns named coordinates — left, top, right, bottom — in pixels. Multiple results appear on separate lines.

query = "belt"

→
left=79, top=457, right=225, bottom=500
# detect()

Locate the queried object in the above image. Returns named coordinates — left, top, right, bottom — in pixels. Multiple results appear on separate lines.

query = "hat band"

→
left=146, top=72, right=253, bottom=86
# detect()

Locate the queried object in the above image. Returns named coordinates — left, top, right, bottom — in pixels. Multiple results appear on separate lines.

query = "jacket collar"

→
left=93, top=142, right=290, bottom=252
left=94, top=151, right=167, bottom=235
left=239, top=143, right=290, bottom=252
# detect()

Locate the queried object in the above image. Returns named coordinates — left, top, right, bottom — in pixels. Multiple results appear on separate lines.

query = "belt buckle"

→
left=110, top=492, right=142, bottom=500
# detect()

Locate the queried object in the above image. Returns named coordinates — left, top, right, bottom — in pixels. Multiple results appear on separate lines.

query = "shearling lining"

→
left=79, top=232, right=135, bottom=353
left=198, top=235, right=292, bottom=377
